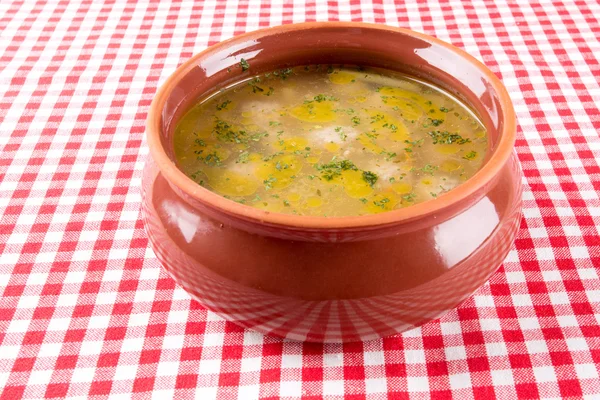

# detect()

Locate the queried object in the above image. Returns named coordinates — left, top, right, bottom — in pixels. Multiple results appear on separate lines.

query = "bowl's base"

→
left=142, top=153, right=522, bottom=343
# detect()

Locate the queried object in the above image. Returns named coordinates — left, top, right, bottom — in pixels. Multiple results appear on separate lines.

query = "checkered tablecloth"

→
left=1, top=1, right=599, bottom=398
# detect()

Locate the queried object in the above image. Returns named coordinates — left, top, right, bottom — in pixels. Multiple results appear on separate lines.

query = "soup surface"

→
left=174, top=64, right=487, bottom=216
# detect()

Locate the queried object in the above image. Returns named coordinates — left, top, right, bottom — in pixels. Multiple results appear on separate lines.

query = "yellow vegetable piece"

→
left=290, top=101, right=336, bottom=122
left=324, top=142, right=340, bottom=153
left=365, top=109, right=409, bottom=142
left=306, top=156, right=321, bottom=164
left=364, top=192, right=399, bottom=214
left=274, top=136, right=309, bottom=153
left=306, top=197, right=323, bottom=208
left=248, top=152, right=262, bottom=162
left=287, top=193, right=301, bottom=202
left=441, top=160, right=461, bottom=172
left=381, top=97, right=423, bottom=121
left=329, top=71, right=356, bottom=85
left=435, top=144, right=461, bottom=154
left=341, top=169, right=373, bottom=198
left=391, top=182, right=412, bottom=194
left=421, top=178, right=433, bottom=185
left=204, top=169, right=258, bottom=197
left=357, top=133, right=384, bottom=154
left=255, top=154, right=303, bottom=190
left=378, top=86, right=445, bottom=119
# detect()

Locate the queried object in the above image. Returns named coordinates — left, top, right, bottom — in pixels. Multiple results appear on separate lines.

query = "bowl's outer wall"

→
left=142, top=24, right=523, bottom=342
left=143, top=152, right=522, bottom=342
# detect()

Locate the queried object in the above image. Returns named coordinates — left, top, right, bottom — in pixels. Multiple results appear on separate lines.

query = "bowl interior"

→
left=161, top=26, right=505, bottom=163
left=148, top=23, right=514, bottom=230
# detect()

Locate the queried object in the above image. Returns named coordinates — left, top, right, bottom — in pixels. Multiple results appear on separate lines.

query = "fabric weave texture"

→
left=0, top=0, right=599, bottom=398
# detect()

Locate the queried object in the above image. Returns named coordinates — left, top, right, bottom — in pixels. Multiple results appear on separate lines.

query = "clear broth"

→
left=174, top=65, right=487, bottom=217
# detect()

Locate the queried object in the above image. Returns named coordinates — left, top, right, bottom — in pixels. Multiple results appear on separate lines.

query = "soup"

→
left=173, top=64, right=487, bottom=217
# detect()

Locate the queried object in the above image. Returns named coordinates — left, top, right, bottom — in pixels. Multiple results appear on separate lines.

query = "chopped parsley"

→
left=240, top=58, right=250, bottom=71
left=315, top=159, right=358, bottom=181
left=263, top=176, right=277, bottom=190
left=439, top=106, right=449, bottom=113
left=236, top=151, right=249, bottom=164
left=370, top=114, right=385, bottom=123
left=196, top=151, right=222, bottom=166
left=248, top=77, right=263, bottom=93
left=216, top=100, right=231, bottom=110
left=373, top=198, right=390, bottom=209
left=362, top=171, right=378, bottom=187
left=335, top=126, right=347, bottom=141
left=351, top=116, right=360, bottom=126
left=402, top=193, right=416, bottom=202
left=213, top=118, right=267, bottom=144
left=310, top=94, right=338, bottom=103
left=428, top=130, right=471, bottom=145
left=424, top=118, right=444, bottom=127
left=422, top=164, right=438, bottom=175
left=273, top=68, right=293, bottom=80
left=383, top=152, right=397, bottom=161
left=275, top=161, right=289, bottom=171
left=463, top=150, right=477, bottom=160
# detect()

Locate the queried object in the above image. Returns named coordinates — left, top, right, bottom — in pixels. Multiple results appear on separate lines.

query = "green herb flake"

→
left=263, top=176, right=277, bottom=190
left=236, top=151, right=249, bottom=164
left=240, top=58, right=250, bottom=71
left=362, top=171, right=378, bottom=187
left=422, top=164, right=438, bottom=175
left=315, top=159, right=358, bottom=181
left=402, top=193, right=416, bottom=202
left=216, top=100, right=231, bottom=111
left=273, top=68, right=293, bottom=80
left=426, top=118, right=444, bottom=127
left=428, top=130, right=471, bottom=145
left=373, top=197, right=390, bottom=209
left=463, top=150, right=477, bottom=160
left=310, top=94, right=338, bottom=103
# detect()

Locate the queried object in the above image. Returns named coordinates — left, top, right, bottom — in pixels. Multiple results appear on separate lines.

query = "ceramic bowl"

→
left=143, top=22, right=522, bottom=342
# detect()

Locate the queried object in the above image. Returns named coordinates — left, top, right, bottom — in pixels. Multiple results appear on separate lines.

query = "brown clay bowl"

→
left=143, top=22, right=522, bottom=342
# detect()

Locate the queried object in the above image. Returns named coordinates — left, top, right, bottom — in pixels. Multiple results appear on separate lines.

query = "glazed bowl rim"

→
left=146, top=21, right=516, bottom=229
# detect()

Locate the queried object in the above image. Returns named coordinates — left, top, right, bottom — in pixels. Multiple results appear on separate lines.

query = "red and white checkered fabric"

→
left=1, top=1, right=599, bottom=398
